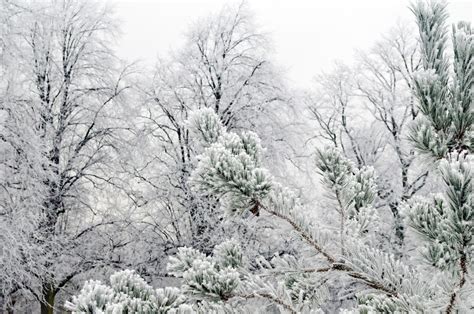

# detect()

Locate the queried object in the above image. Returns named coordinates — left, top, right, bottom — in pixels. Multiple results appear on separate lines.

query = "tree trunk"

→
left=40, top=284, right=55, bottom=314
left=389, top=203, right=405, bottom=255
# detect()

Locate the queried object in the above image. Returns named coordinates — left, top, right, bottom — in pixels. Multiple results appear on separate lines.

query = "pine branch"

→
left=259, top=202, right=336, bottom=263
left=445, top=249, right=469, bottom=314
left=235, top=292, right=297, bottom=314
left=258, top=202, right=400, bottom=298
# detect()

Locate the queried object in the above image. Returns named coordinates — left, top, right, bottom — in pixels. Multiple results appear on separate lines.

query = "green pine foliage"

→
left=410, top=1, right=473, bottom=159
left=65, top=270, right=189, bottom=313
left=190, top=108, right=272, bottom=216
left=67, top=1, right=472, bottom=312
left=405, top=1, right=473, bottom=312
left=168, top=240, right=242, bottom=302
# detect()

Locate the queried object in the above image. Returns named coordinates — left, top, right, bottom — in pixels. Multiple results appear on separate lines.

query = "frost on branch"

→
left=316, top=147, right=376, bottom=213
left=344, top=239, right=432, bottom=312
left=405, top=1, right=473, bottom=311
left=67, top=241, right=245, bottom=312
left=189, top=109, right=272, bottom=216
left=186, top=107, right=224, bottom=147
left=167, top=240, right=243, bottom=302
left=188, top=108, right=428, bottom=311
left=213, top=238, right=244, bottom=269
left=316, top=147, right=379, bottom=238
left=406, top=157, right=473, bottom=271
left=65, top=270, right=188, bottom=313
left=410, top=1, right=473, bottom=159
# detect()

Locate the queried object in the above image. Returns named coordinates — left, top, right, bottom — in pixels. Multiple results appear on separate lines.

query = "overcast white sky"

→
left=111, top=0, right=473, bottom=88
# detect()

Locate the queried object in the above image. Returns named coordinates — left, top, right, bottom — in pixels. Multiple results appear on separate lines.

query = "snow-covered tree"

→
left=67, top=1, right=472, bottom=312
left=124, top=2, right=290, bottom=258
left=308, top=22, right=429, bottom=253
left=0, top=0, right=469, bottom=312
left=68, top=108, right=421, bottom=312
left=0, top=0, right=136, bottom=312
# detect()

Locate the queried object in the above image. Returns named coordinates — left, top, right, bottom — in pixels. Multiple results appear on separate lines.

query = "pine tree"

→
left=66, top=1, right=472, bottom=312
left=67, top=109, right=422, bottom=312
left=406, top=1, right=473, bottom=312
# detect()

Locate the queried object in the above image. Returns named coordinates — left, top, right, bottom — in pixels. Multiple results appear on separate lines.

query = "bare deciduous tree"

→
left=309, top=24, right=430, bottom=252
left=0, top=1, right=134, bottom=312
left=126, top=2, right=289, bottom=258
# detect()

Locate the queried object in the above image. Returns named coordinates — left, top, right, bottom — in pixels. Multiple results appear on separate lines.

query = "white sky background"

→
left=111, top=0, right=473, bottom=89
